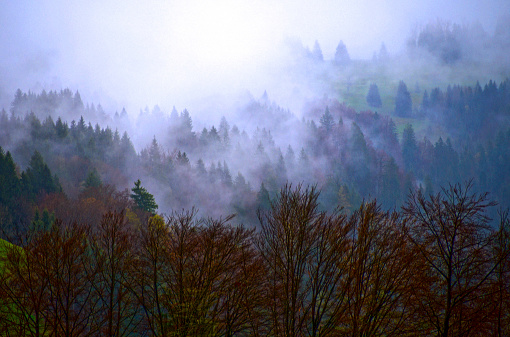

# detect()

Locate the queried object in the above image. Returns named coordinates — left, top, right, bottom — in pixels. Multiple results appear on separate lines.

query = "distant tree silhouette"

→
left=319, top=106, right=335, bottom=132
left=366, top=83, right=382, bottom=108
left=334, top=40, right=351, bottom=65
left=312, top=40, right=323, bottom=61
left=395, top=80, right=412, bottom=117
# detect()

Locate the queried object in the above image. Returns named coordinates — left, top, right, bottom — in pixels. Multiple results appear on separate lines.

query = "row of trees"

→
left=365, top=81, right=412, bottom=117
left=0, top=183, right=509, bottom=336
left=3, top=82, right=510, bottom=223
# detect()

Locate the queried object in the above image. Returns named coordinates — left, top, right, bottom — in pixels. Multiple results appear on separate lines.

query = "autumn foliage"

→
left=0, top=183, right=509, bottom=336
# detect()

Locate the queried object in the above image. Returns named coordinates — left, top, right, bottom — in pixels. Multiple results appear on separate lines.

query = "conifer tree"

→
left=312, top=40, right=323, bottom=61
left=395, top=80, right=412, bottom=117
left=334, top=40, right=351, bottom=65
left=319, top=106, right=335, bottom=132
left=131, top=180, right=158, bottom=215
left=401, top=124, right=419, bottom=173
left=84, top=168, right=102, bottom=188
left=366, top=84, right=382, bottom=108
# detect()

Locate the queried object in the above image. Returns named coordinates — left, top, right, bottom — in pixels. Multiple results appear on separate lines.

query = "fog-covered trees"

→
left=395, top=80, right=412, bottom=117
left=401, top=124, right=419, bottom=173
left=312, top=40, right=323, bottom=61
left=334, top=40, right=351, bottom=65
left=366, top=83, right=382, bottom=108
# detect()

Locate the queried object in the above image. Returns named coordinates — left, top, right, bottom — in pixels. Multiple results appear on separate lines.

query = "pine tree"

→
left=395, top=80, right=412, bottom=117
left=0, top=148, right=20, bottom=205
left=401, top=124, right=419, bottom=173
left=131, top=180, right=158, bottom=215
left=421, top=90, right=430, bottom=111
left=334, top=40, right=351, bottom=65
left=312, top=40, right=323, bottom=61
left=366, top=84, right=383, bottom=108
left=257, top=182, right=271, bottom=211
left=319, top=106, right=335, bottom=132
left=84, top=168, right=102, bottom=188
left=22, top=151, right=60, bottom=199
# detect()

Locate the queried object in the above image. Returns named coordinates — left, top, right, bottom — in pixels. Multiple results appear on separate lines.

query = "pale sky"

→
left=0, top=0, right=508, bottom=114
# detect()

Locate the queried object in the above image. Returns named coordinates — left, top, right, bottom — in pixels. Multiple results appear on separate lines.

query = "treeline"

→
left=1, top=183, right=509, bottom=336
left=420, top=79, right=510, bottom=143
left=0, top=148, right=61, bottom=227
left=302, top=98, right=510, bottom=212
left=2, top=81, right=510, bottom=220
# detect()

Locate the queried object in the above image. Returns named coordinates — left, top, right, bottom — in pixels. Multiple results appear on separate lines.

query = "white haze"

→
left=0, top=0, right=508, bottom=118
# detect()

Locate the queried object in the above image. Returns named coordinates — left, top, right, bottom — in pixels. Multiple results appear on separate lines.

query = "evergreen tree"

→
left=421, top=90, right=430, bottom=111
left=285, top=145, right=296, bottom=168
left=0, top=148, right=20, bottom=205
left=366, top=84, right=383, bottom=108
left=221, top=161, right=233, bottom=187
left=22, top=151, right=60, bottom=199
left=131, top=179, right=158, bottom=215
left=378, top=42, right=389, bottom=62
left=319, top=106, right=335, bottom=132
left=196, top=159, right=207, bottom=176
left=55, top=117, right=69, bottom=139
left=395, top=80, right=412, bottom=117
left=401, top=124, right=419, bottom=173
left=219, top=116, right=230, bottom=139
left=380, top=156, right=401, bottom=208
left=257, top=182, right=271, bottom=211
left=84, top=168, right=102, bottom=188
left=180, top=109, right=193, bottom=131
left=312, top=40, right=323, bottom=61
left=334, top=40, right=351, bottom=65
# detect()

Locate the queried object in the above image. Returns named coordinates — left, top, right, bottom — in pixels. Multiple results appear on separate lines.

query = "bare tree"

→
left=129, top=214, right=171, bottom=336
left=256, top=184, right=353, bottom=337
left=342, top=201, right=418, bottom=336
left=403, top=183, right=500, bottom=336
left=488, top=211, right=510, bottom=336
left=0, top=220, right=101, bottom=336
left=90, top=211, right=142, bottom=336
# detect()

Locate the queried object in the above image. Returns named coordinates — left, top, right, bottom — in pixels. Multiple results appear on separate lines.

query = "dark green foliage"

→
left=21, top=151, right=60, bottom=199
left=366, top=83, right=382, bottom=108
left=84, top=168, right=102, bottom=188
left=130, top=179, right=158, bottom=215
left=257, top=182, right=271, bottom=211
left=30, top=207, right=55, bottom=233
left=401, top=124, right=419, bottom=173
left=395, top=80, right=412, bottom=117
left=0, top=148, right=20, bottom=206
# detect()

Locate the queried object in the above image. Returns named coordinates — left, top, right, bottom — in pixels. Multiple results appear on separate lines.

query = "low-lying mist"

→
left=1, top=1, right=510, bottom=224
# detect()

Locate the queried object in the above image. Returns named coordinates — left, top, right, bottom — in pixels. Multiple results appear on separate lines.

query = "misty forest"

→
left=1, top=5, right=510, bottom=337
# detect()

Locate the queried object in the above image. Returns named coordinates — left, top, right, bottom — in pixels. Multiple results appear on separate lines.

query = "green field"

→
left=320, top=57, right=500, bottom=142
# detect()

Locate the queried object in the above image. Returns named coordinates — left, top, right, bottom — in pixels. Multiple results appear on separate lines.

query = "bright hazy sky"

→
left=0, top=0, right=508, bottom=113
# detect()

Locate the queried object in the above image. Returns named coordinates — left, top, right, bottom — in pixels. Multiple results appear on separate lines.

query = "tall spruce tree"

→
left=401, top=124, right=419, bottom=173
left=366, top=84, right=382, bottom=108
left=319, top=106, right=335, bottom=132
left=131, top=180, right=158, bottom=215
left=395, top=80, right=412, bottom=117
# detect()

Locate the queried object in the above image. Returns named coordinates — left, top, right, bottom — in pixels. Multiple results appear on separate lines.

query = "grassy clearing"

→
left=328, top=58, right=480, bottom=142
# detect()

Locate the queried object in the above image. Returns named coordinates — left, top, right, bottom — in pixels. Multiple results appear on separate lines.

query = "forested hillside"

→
left=1, top=11, right=510, bottom=335
left=1, top=78, right=509, bottom=227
